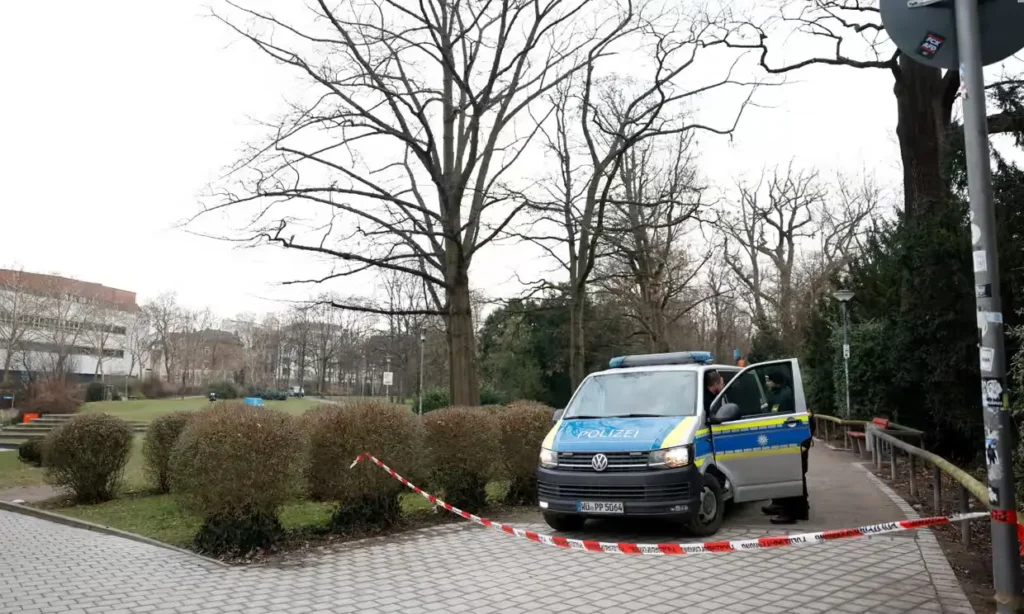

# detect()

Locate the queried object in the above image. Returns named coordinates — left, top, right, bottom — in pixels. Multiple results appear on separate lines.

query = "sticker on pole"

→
left=349, top=453, right=993, bottom=556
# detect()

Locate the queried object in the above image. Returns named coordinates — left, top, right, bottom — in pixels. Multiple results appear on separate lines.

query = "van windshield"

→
left=562, top=371, right=698, bottom=419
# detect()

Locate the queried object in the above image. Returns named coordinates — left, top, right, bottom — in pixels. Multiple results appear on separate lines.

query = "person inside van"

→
left=703, top=370, right=725, bottom=414
left=764, top=371, right=795, bottom=414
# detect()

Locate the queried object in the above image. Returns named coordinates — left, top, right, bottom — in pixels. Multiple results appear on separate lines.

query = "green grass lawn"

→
left=82, top=396, right=325, bottom=422
left=0, top=449, right=44, bottom=490
left=0, top=435, right=148, bottom=492
left=0, top=397, right=369, bottom=495
left=37, top=481, right=512, bottom=549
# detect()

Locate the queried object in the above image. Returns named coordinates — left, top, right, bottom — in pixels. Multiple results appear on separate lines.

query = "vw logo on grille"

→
left=591, top=453, right=609, bottom=472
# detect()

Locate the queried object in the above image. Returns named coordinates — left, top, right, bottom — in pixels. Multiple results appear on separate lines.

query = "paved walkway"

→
left=0, top=446, right=976, bottom=614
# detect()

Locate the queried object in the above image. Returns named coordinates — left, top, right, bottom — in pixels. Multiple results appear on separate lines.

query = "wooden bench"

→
left=848, top=417, right=890, bottom=457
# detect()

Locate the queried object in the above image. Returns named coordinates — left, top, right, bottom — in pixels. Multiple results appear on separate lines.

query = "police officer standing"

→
left=761, top=371, right=813, bottom=525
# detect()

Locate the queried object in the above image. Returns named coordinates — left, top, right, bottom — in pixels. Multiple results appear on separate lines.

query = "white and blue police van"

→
left=536, top=351, right=811, bottom=536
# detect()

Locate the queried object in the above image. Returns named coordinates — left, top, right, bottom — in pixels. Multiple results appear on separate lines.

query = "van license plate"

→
left=577, top=501, right=624, bottom=514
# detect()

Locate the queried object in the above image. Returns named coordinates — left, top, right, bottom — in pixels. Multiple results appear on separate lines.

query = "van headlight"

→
left=649, top=445, right=692, bottom=468
left=539, top=448, right=558, bottom=468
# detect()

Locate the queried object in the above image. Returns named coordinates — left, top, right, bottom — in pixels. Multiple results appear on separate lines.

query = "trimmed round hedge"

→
left=43, top=413, right=133, bottom=503
left=302, top=400, right=424, bottom=530
left=143, top=412, right=194, bottom=493
left=497, top=400, right=554, bottom=504
left=170, top=401, right=306, bottom=554
left=422, top=406, right=500, bottom=512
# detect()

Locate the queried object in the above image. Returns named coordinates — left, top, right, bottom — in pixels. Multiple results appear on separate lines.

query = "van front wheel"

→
left=686, top=474, right=724, bottom=537
left=543, top=512, right=585, bottom=532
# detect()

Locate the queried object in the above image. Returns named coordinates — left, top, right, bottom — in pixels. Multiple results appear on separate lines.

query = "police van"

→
left=536, top=351, right=811, bottom=536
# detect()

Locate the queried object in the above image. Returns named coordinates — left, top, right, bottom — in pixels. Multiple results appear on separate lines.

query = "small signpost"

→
left=383, top=358, right=393, bottom=401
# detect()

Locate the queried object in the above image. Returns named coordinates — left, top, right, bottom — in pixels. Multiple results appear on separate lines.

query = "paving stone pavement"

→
left=0, top=447, right=977, bottom=614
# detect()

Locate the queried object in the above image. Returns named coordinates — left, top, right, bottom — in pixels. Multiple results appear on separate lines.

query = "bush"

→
left=497, top=401, right=554, bottom=504
left=17, top=437, right=44, bottom=467
left=303, top=401, right=424, bottom=530
left=85, top=382, right=105, bottom=403
left=170, top=402, right=305, bottom=554
left=413, top=387, right=450, bottom=413
left=422, top=406, right=500, bottom=511
left=207, top=380, right=240, bottom=400
left=481, top=386, right=512, bottom=406
left=141, top=376, right=170, bottom=399
left=413, top=386, right=511, bottom=413
left=42, top=414, right=133, bottom=503
left=22, top=379, right=81, bottom=414
left=143, top=412, right=194, bottom=493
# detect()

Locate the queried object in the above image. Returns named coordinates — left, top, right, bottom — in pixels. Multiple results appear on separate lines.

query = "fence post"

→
left=932, top=466, right=942, bottom=513
left=959, top=486, right=971, bottom=547
left=889, top=441, right=897, bottom=480
left=909, top=454, right=917, bottom=498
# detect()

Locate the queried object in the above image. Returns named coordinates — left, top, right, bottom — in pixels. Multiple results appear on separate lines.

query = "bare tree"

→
left=85, top=311, right=123, bottom=380
left=308, top=298, right=362, bottom=395
left=719, top=163, right=822, bottom=346
left=125, top=311, right=153, bottom=382
left=172, top=308, right=214, bottom=395
left=30, top=278, right=96, bottom=381
left=0, top=267, right=43, bottom=383
left=234, top=313, right=269, bottom=388
left=144, top=293, right=181, bottom=383
left=717, top=2, right=1023, bottom=218
left=517, top=21, right=758, bottom=385
left=798, top=171, right=880, bottom=302
left=284, top=305, right=313, bottom=392
left=197, top=0, right=648, bottom=404
left=597, top=133, right=713, bottom=352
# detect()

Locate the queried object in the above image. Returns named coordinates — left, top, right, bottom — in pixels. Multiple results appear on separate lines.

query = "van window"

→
left=563, top=371, right=698, bottom=419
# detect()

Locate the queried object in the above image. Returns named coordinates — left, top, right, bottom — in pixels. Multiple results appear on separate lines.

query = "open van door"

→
left=706, top=359, right=810, bottom=503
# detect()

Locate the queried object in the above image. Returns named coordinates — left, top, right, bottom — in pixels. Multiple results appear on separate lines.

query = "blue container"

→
left=244, top=397, right=264, bottom=406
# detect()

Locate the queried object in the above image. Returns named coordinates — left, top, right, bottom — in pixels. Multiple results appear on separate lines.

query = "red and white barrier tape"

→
left=350, top=453, right=1005, bottom=555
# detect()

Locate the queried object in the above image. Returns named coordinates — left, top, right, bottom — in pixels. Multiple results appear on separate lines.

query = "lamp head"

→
left=833, top=289, right=855, bottom=303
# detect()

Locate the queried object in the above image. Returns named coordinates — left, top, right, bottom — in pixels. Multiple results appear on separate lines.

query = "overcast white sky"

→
left=1, top=1, right=1018, bottom=319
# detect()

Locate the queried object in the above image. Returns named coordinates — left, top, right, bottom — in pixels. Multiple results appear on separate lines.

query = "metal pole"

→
left=841, top=301, right=852, bottom=420
left=418, top=332, right=425, bottom=415
left=954, top=0, right=1022, bottom=608
left=386, top=356, right=391, bottom=403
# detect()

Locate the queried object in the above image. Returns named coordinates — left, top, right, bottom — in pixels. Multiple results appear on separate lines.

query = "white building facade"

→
left=0, top=269, right=141, bottom=382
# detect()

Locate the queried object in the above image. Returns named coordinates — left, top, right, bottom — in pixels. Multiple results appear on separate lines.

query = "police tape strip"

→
left=349, top=453, right=993, bottom=555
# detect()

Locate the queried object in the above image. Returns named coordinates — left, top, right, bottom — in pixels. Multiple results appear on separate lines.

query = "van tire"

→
left=543, top=512, right=585, bottom=532
left=687, top=474, right=724, bottom=537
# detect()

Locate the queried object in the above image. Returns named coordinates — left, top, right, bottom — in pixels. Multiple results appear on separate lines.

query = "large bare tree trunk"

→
left=446, top=258, right=479, bottom=406
left=895, top=58, right=953, bottom=218
left=569, top=293, right=586, bottom=389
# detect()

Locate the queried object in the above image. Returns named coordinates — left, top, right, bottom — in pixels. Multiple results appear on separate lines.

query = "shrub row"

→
left=27, top=398, right=554, bottom=555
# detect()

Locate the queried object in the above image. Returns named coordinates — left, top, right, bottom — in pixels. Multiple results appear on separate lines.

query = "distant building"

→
left=0, top=269, right=141, bottom=382
left=150, top=328, right=244, bottom=386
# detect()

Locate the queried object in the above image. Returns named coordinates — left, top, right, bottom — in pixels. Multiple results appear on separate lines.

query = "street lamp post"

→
left=418, top=332, right=426, bottom=415
left=833, top=290, right=854, bottom=420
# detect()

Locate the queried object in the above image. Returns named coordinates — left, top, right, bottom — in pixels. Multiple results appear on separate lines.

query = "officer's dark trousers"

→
left=773, top=440, right=810, bottom=519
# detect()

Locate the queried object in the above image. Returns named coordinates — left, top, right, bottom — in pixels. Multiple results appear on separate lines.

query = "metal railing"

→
left=811, top=414, right=924, bottom=451
left=868, top=427, right=989, bottom=546
left=812, top=413, right=987, bottom=546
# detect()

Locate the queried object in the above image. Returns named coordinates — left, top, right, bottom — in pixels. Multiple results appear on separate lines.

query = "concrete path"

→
left=0, top=446, right=976, bottom=614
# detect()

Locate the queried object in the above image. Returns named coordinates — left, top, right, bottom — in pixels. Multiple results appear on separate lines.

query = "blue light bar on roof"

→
left=608, top=351, right=714, bottom=368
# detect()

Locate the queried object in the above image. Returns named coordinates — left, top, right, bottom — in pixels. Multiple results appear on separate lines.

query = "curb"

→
left=0, top=500, right=229, bottom=568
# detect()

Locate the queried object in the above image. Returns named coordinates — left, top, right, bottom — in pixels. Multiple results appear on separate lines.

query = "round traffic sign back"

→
left=879, top=0, right=1024, bottom=69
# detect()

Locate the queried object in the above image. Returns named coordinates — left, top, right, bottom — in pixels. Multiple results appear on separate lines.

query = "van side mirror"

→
left=552, top=408, right=565, bottom=423
left=708, top=402, right=741, bottom=425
